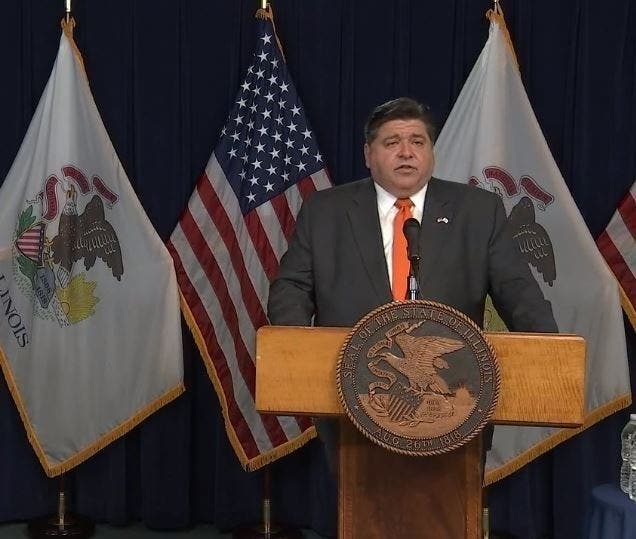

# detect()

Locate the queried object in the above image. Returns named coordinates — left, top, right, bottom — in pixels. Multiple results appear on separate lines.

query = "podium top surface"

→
left=255, top=326, right=585, bottom=427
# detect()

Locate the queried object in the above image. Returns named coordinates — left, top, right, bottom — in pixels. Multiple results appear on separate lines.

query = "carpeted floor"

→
left=0, top=522, right=325, bottom=538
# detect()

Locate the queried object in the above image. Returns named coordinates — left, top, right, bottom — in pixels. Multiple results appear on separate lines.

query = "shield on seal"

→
left=336, top=300, right=500, bottom=457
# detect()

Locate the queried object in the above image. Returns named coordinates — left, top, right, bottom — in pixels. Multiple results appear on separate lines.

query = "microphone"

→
left=403, top=218, right=421, bottom=262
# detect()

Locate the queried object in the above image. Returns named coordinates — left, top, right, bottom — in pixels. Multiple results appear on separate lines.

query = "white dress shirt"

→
left=374, top=182, right=428, bottom=288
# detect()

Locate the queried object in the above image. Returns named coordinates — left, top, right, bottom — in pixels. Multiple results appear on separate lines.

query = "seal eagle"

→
left=51, top=185, right=123, bottom=287
left=378, top=333, right=464, bottom=395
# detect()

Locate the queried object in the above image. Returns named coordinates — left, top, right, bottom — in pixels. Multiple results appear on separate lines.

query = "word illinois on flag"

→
left=597, top=180, right=636, bottom=330
left=0, top=20, right=184, bottom=477
left=168, top=7, right=330, bottom=471
left=433, top=7, right=631, bottom=485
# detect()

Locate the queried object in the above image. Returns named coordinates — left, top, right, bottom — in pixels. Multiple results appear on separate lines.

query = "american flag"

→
left=167, top=8, right=330, bottom=471
left=597, top=180, right=636, bottom=329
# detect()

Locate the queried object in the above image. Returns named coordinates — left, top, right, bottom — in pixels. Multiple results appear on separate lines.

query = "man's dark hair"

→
left=364, top=97, right=437, bottom=144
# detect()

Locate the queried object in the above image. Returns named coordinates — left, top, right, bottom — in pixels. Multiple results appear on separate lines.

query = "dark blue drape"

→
left=1, top=1, right=635, bottom=538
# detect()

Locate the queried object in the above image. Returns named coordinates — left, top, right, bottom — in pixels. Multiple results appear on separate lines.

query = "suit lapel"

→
left=419, top=178, right=456, bottom=289
left=347, top=179, right=392, bottom=303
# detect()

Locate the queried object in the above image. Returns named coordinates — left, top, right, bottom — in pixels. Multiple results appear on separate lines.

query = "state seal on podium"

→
left=336, top=300, right=500, bottom=456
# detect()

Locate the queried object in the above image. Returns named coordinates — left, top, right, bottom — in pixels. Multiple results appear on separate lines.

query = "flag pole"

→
left=233, top=4, right=299, bottom=534
left=28, top=11, right=96, bottom=539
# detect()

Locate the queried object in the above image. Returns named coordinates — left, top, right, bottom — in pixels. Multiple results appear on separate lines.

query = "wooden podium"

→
left=255, top=326, right=585, bottom=539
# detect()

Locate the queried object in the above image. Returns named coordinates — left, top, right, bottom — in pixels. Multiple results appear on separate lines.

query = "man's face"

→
left=364, top=118, right=434, bottom=198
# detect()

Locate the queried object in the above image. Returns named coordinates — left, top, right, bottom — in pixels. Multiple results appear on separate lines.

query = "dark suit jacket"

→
left=268, top=177, right=557, bottom=332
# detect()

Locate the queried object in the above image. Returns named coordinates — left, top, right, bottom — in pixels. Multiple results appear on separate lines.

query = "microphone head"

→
left=402, top=218, right=421, bottom=261
left=403, top=217, right=420, bottom=234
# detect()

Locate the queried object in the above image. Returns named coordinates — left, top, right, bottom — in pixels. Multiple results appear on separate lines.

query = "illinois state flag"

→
left=434, top=7, right=631, bottom=484
left=0, top=20, right=184, bottom=477
left=168, top=6, right=328, bottom=471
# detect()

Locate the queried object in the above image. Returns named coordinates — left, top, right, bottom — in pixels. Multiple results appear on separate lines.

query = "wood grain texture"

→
left=255, top=326, right=585, bottom=426
left=338, top=420, right=482, bottom=539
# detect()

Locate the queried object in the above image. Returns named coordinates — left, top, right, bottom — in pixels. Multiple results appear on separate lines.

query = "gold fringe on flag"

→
left=486, top=4, right=520, bottom=71
left=255, top=4, right=287, bottom=63
left=0, top=343, right=184, bottom=477
left=619, top=283, right=636, bottom=330
left=485, top=392, right=632, bottom=485
left=60, top=17, right=86, bottom=74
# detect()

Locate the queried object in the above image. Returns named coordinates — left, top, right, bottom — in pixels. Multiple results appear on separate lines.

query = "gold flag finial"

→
left=64, top=0, right=72, bottom=24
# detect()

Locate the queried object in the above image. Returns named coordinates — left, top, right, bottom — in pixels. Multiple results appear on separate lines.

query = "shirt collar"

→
left=374, top=181, right=428, bottom=218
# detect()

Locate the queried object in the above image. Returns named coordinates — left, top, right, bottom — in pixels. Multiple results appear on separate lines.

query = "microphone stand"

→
left=402, top=217, right=421, bottom=300
left=407, top=257, right=420, bottom=300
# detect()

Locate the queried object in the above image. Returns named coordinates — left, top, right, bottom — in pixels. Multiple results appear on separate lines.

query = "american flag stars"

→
left=216, top=31, right=323, bottom=213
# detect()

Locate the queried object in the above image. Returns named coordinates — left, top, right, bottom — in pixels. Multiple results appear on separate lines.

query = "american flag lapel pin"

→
left=436, top=217, right=449, bottom=224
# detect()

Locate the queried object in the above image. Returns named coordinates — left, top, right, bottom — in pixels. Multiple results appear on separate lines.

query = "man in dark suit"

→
left=267, top=97, right=557, bottom=479
left=268, top=97, right=557, bottom=334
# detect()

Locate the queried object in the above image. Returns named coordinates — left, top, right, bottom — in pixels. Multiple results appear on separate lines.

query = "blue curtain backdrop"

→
left=1, top=1, right=635, bottom=538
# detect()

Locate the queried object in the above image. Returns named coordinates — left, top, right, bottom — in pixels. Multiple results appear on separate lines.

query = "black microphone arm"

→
left=402, top=217, right=421, bottom=300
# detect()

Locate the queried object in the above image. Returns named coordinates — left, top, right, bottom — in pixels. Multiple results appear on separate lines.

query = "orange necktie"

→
left=392, top=198, right=414, bottom=301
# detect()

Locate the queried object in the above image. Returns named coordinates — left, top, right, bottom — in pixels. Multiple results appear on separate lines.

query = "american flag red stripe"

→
left=617, top=191, right=636, bottom=240
left=297, top=176, right=320, bottom=199
left=270, top=191, right=296, bottom=241
left=255, top=202, right=290, bottom=263
left=244, top=211, right=280, bottom=282
left=167, top=243, right=261, bottom=457
left=597, top=181, right=636, bottom=321
left=169, top=10, right=329, bottom=468
left=177, top=208, right=261, bottom=387
left=196, top=174, right=265, bottom=327
left=598, top=231, right=636, bottom=302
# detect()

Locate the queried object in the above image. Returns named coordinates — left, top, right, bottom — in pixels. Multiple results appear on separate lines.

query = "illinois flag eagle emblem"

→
left=13, top=167, right=123, bottom=327
left=0, top=19, right=184, bottom=477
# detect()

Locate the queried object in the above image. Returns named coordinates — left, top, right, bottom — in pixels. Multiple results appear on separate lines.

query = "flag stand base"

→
left=232, top=523, right=303, bottom=539
left=28, top=474, right=94, bottom=538
left=27, top=513, right=94, bottom=538
left=232, top=468, right=302, bottom=539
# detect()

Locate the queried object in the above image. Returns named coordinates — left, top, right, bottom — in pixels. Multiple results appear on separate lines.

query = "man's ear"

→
left=363, top=143, right=370, bottom=168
